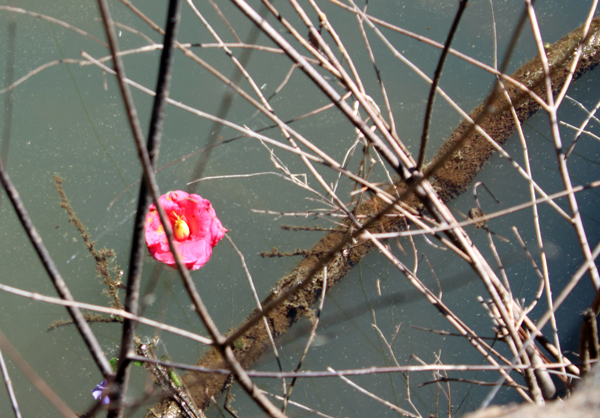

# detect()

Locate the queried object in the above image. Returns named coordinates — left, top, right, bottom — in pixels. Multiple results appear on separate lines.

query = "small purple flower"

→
left=91, top=380, right=110, bottom=405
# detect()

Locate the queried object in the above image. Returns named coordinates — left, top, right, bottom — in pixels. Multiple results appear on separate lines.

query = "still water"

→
left=0, top=0, right=599, bottom=417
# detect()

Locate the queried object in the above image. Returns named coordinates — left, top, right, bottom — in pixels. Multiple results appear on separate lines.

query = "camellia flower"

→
left=145, top=190, right=227, bottom=270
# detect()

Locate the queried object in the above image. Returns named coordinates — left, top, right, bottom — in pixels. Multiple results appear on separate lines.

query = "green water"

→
left=0, top=1, right=599, bottom=417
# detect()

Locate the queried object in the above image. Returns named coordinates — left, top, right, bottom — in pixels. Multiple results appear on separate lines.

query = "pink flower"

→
left=145, top=191, right=227, bottom=270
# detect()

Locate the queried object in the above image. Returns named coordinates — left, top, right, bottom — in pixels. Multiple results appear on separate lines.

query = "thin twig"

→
left=0, top=161, right=112, bottom=378
left=116, top=1, right=183, bottom=403
left=0, top=328, right=77, bottom=418
left=327, top=367, right=420, bottom=418
left=0, top=282, right=212, bottom=345
left=124, top=354, right=582, bottom=378
left=282, top=267, right=328, bottom=412
left=96, top=0, right=183, bottom=415
left=417, top=0, right=468, bottom=170
left=224, top=234, right=287, bottom=401
left=0, top=348, right=21, bottom=418
left=0, top=6, right=107, bottom=46
left=525, top=0, right=600, bottom=290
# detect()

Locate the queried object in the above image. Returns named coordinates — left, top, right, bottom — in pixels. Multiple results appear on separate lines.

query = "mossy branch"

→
left=53, top=175, right=123, bottom=310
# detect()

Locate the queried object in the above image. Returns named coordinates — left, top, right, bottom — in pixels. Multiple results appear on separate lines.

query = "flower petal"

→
left=92, top=380, right=110, bottom=404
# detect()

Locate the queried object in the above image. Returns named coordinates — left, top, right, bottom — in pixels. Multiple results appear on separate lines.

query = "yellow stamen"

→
left=172, top=212, right=190, bottom=241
